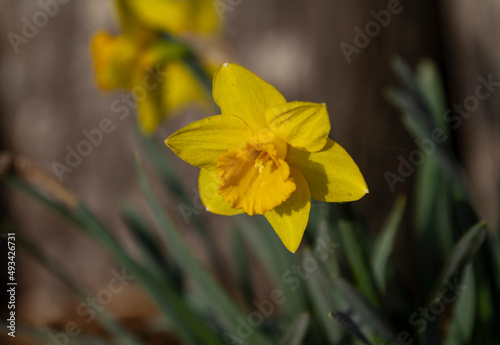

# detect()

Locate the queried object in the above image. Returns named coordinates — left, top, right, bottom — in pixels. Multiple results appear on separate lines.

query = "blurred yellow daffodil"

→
left=91, top=31, right=208, bottom=133
left=90, top=0, right=217, bottom=134
left=166, top=63, right=368, bottom=252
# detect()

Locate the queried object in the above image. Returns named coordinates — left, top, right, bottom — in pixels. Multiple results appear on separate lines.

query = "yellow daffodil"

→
left=166, top=63, right=368, bottom=252
left=90, top=0, right=217, bottom=134
left=91, top=31, right=209, bottom=134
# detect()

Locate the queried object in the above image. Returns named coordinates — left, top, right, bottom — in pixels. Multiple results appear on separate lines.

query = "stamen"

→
left=254, top=151, right=270, bottom=173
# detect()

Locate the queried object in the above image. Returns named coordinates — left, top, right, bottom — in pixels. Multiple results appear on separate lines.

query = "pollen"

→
left=254, top=151, right=270, bottom=173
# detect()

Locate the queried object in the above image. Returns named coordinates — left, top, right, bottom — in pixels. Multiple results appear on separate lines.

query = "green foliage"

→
left=371, top=196, right=406, bottom=292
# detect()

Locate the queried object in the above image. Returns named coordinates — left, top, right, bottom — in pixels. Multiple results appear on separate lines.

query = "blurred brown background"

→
left=1, top=0, right=499, bottom=343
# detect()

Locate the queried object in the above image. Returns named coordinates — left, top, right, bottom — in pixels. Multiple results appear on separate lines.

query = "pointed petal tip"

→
left=264, top=169, right=310, bottom=255
left=164, top=136, right=173, bottom=149
left=284, top=239, right=301, bottom=253
left=281, top=240, right=299, bottom=253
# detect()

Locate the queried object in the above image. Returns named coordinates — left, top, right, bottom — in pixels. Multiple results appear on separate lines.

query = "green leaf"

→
left=230, top=227, right=255, bottom=309
left=303, top=248, right=343, bottom=344
left=329, top=311, right=372, bottom=345
left=337, top=219, right=379, bottom=308
left=372, top=196, right=406, bottom=292
left=317, top=218, right=341, bottom=279
left=476, top=280, right=495, bottom=332
left=414, top=157, right=454, bottom=252
left=279, top=313, right=310, bottom=345
left=443, top=264, right=476, bottom=345
left=304, top=201, right=328, bottom=244
left=391, top=56, right=425, bottom=102
left=121, top=202, right=182, bottom=289
left=427, top=221, right=486, bottom=305
left=432, top=176, right=454, bottom=253
left=414, top=154, right=439, bottom=237
left=121, top=202, right=163, bottom=269
left=385, top=89, right=431, bottom=141
left=3, top=175, right=81, bottom=228
left=416, top=58, right=448, bottom=132
left=134, top=156, right=274, bottom=345
left=333, top=278, right=395, bottom=341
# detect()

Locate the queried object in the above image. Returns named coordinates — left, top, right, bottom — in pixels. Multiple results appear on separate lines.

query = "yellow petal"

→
left=162, top=61, right=208, bottom=113
left=123, top=0, right=219, bottom=34
left=165, top=115, right=252, bottom=169
left=266, top=101, right=331, bottom=152
left=115, top=0, right=150, bottom=39
left=217, top=145, right=296, bottom=216
left=199, top=169, right=244, bottom=215
left=190, top=0, right=220, bottom=33
left=287, top=139, right=368, bottom=202
left=91, top=32, right=138, bottom=90
left=264, top=169, right=311, bottom=253
left=213, top=63, right=286, bottom=134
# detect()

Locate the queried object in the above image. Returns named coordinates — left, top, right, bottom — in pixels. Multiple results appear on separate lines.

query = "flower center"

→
left=216, top=130, right=296, bottom=215
left=254, top=151, right=269, bottom=173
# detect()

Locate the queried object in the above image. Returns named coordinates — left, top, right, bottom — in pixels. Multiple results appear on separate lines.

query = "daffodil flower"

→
left=166, top=63, right=368, bottom=252
left=91, top=0, right=217, bottom=134
left=91, top=31, right=209, bottom=134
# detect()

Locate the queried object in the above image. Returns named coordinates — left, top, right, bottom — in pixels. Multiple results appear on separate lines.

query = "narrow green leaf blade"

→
left=416, top=58, right=448, bottom=131
left=303, top=248, right=343, bottom=343
left=333, top=278, right=395, bottom=341
left=279, top=313, right=310, bottom=345
left=443, top=264, right=476, bottom=345
left=428, top=221, right=486, bottom=305
left=121, top=202, right=184, bottom=291
left=230, top=227, right=255, bottom=309
left=329, top=311, right=372, bottom=345
left=372, top=196, right=406, bottom=292
left=338, top=219, right=379, bottom=308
